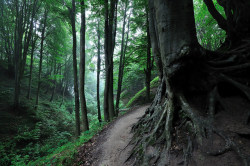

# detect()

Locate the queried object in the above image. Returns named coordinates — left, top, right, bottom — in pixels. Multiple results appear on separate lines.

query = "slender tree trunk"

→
left=0, top=2, right=14, bottom=74
left=79, top=0, right=89, bottom=131
left=35, top=9, right=48, bottom=108
left=97, top=20, right=102, bottom=122
left=104, top=0, right=110, bottom=122
left=71, top=0, right=81, bottom=137
left=20, top=0, right=38, bottom=78
left=115, top=0, right=128, bottom=113
left=27, top=33, right=37, bottom=99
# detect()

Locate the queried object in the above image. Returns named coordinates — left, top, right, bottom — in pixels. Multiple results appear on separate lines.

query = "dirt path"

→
left=98, top=105, right=148, bottom=166
left=75, top=105, right=149, bottom=166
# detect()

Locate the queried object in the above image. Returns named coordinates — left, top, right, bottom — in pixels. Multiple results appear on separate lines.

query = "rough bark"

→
left=147, top=0, right=163, bottom=80
left=79, top=0, right=89, bottom=131
left=128, top=0, right=250, bottom=165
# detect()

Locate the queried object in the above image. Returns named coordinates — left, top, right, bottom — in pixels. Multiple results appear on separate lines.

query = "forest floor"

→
left=74, top=105, right=149, bottom=166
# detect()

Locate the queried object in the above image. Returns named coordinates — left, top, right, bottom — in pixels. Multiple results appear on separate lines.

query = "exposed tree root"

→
left=127, top=41, right=250, bottom=165
left=180, top=94, right=249, bottom=166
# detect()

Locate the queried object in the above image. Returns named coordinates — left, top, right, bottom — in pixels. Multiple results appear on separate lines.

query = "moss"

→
left=120, top=90, right=128, bottom=100
left=150, top=76, right=160, bottom=88
left=126, top=77, right=159, bottom=108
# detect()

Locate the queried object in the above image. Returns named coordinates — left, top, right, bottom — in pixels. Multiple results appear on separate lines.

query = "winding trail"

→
left=76, top=105, right=149, bottom=166
left=98, top=105, right=148, bottom=166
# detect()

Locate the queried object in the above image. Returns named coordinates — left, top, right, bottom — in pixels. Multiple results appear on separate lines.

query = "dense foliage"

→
left=1, top=0, right=243, bottom=165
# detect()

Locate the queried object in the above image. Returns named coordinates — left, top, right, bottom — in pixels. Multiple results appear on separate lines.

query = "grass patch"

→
left=126, top=77, right=159, bottom=108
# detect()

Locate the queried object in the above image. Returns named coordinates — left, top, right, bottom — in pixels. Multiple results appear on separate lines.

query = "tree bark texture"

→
left=129, top=0, right=250, bottom=165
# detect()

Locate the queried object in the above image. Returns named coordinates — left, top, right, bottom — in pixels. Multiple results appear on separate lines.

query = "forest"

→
left=0, top=0, right=249, bottom=165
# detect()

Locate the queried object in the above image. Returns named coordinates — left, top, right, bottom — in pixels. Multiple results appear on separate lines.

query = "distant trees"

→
left=35, top=9, right=48, bottom=108
left=27, top=29, right=38, bottom=100
left=9, top=0, right=40, bottom=108
left=0, top=0, right=156, bottom=135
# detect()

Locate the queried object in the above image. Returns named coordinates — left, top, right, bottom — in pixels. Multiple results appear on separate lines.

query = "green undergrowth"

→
left=0, top=99, right=75, bottom=166
left=0, top=61, right=108, bottom=166
left=126, top=77, right=159, bottom=108
left=28, top=120, right=107, bottom=166
left=0, top=97, right=107, bottom=166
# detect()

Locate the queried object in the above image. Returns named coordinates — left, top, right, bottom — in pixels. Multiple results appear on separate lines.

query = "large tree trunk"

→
left=71, top=0, right=81, bottom=137
left=129, top=0, right=250, bottom=165
left=79, top=0, right=89, bottom=131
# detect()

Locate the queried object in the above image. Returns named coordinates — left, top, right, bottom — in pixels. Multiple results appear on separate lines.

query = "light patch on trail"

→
left=98, top=105, right=149, bottom=166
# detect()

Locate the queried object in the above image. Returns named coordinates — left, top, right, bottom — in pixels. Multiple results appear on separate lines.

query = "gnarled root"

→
left=127, top=42, right=250, bottom=166
left=179, top=94, right=249, bottom=166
